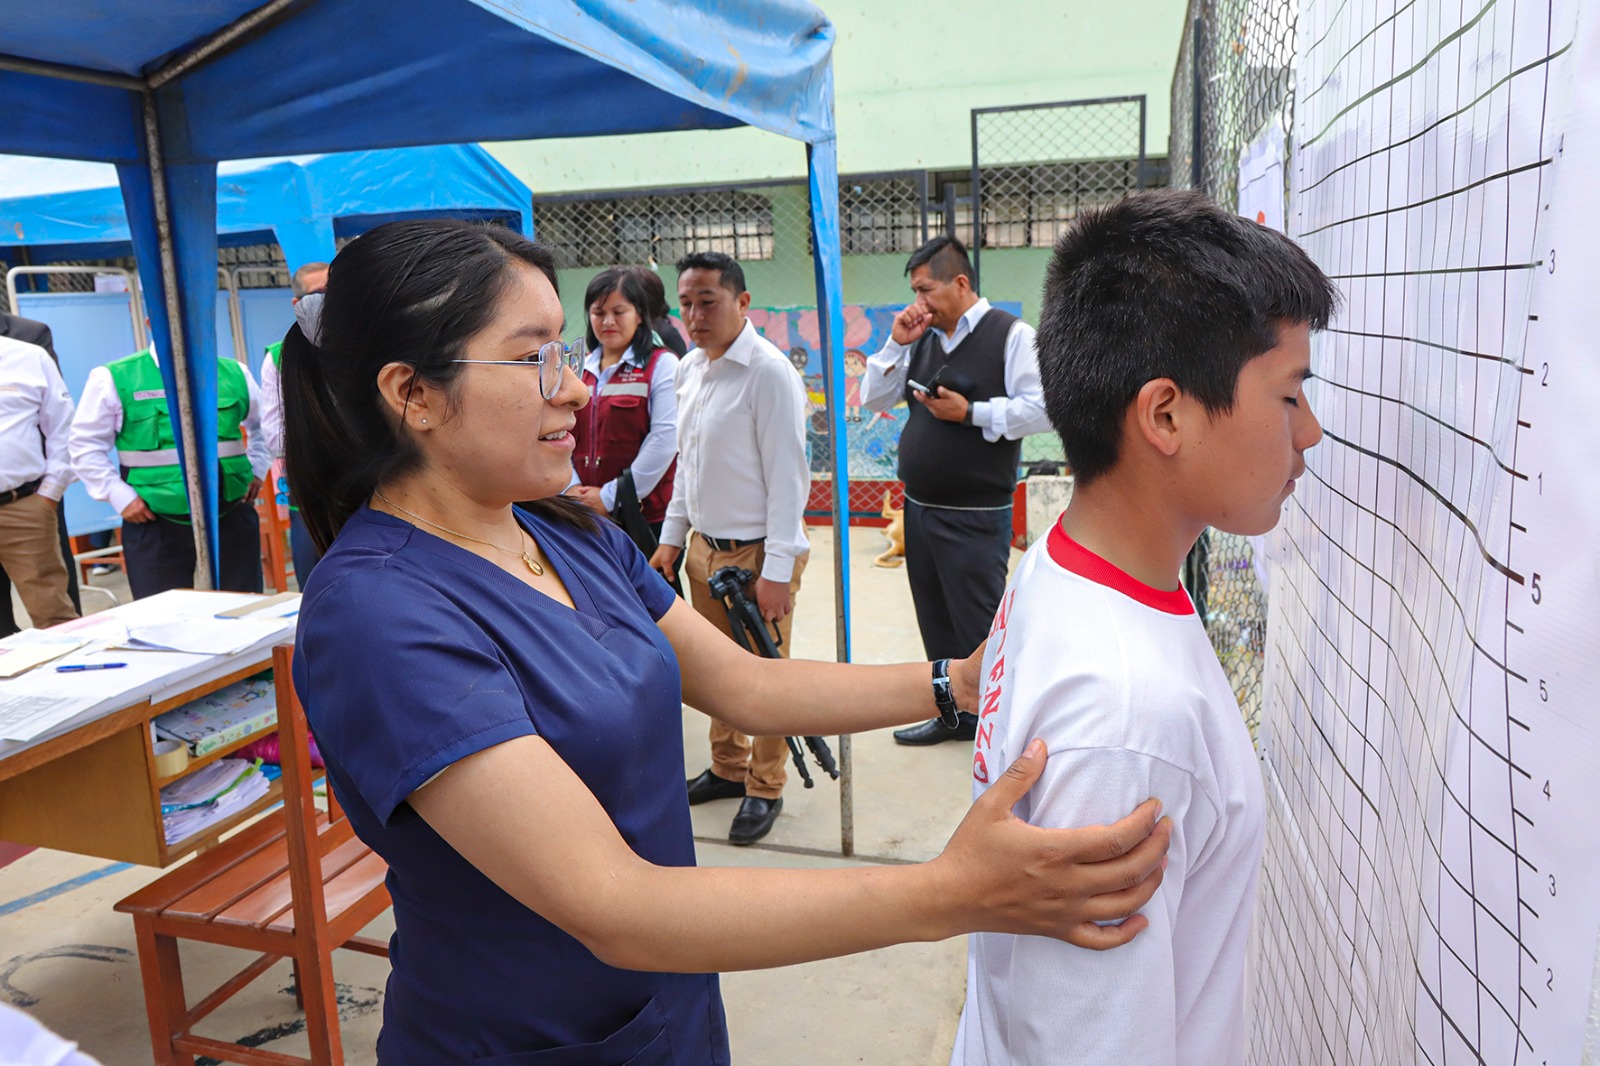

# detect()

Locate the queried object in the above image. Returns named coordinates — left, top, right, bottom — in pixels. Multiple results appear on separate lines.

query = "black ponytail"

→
left=281, top=219, right=597, bottom=554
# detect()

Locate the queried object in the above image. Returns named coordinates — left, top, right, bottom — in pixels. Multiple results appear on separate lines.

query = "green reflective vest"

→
left=107, top=349, right=253, bottom=517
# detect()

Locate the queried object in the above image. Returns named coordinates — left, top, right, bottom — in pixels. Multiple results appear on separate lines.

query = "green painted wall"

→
left=531, top=1, right=1187, bottom=334
left=487, top=0, right=1188, bottom=192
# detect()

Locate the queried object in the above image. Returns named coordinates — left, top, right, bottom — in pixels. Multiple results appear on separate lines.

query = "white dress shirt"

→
left=660, top=319, right=810, bottom=583
left=0, top=338, right=77, bottom=500
left=860, top=297, right=1051, bottom=442
left=260, top=353, right=284, bottom=457
left=69, top=350, right=272, bottom=514
left=580, top=345, right=680, bottom=512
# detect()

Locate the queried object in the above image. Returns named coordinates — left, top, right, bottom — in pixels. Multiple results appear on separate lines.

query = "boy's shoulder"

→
left=975, top=530, right=1235, bottom=782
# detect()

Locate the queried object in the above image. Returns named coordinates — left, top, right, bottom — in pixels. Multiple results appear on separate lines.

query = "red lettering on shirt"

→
left=988, top=589, right=1017, bottom=655
left=973, top=750, right=990, bottom=784
left=988, top=654, right=1005, bottom=685
left=980, top=685, right=1002, bottom=719
left=976, top=720, right=994, bottom=750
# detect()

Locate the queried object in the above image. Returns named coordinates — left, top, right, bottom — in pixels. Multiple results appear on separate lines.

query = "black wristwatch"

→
left=961, top=403, right=974, bottom=426
left=931, top=658, right=960, bottom=728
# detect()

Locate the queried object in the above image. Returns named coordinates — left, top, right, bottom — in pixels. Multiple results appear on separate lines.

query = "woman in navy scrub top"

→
left=280, top=220, right=1172, bottom=1065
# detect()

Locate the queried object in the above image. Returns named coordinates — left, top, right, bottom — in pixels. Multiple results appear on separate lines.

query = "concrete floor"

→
left=0, top=526, right=987, bottom=1064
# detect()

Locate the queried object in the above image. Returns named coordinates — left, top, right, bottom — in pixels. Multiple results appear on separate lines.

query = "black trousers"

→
left=903, top=498, right=1013, bottom=661
left=122, top=503, right=264, bottom=600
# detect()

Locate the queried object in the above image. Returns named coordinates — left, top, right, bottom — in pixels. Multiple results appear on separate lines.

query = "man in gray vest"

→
left=861, top=236, right=1049, bottom=744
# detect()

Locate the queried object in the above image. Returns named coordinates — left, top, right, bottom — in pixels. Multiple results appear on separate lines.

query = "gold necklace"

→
left=374, top=491, right=545, bottom=576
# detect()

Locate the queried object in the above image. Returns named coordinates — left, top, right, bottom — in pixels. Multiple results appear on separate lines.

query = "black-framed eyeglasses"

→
left=453, top=338, right=587, bottom=399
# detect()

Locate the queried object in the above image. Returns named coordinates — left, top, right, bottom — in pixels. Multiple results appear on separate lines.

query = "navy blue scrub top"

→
left=294, top=503, right=729, bottom=1065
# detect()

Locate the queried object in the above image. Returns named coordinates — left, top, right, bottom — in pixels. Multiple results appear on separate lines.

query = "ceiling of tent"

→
left=0, top=0, right=836, bottom=163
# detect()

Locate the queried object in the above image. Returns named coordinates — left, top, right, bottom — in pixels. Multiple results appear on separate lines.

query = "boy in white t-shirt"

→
left=951, top=189, right=1336, bottom=1065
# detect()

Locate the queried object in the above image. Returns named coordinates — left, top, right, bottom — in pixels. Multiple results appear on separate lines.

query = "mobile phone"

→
left=907, top=377, right=932, bottom=394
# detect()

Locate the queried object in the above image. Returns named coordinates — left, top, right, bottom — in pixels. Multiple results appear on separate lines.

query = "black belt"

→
left=0, top=478, right=42, bottom=507
left=700, top=533, right=765, bottom=552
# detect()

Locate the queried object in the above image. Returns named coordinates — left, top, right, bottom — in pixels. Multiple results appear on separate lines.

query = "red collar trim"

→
left=1046, top=520, right=1195, bottom=615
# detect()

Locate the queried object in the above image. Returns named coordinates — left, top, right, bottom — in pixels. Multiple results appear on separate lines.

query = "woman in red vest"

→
left=566, top=268, right=680, bottom=554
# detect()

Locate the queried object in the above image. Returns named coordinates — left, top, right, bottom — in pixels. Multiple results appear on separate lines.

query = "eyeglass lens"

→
left=538, top=338, right=587, bottom=397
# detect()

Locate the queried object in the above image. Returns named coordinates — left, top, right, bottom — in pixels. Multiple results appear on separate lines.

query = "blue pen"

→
left=56, top=662, right=128, bottom=673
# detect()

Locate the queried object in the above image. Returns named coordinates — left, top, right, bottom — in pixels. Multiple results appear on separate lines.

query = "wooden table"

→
left=0, top=594, right=298, bottom=868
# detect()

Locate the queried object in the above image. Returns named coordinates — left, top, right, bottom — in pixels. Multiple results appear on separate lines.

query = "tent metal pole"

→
left=806, top=138, right=854, bottom=856
left=0, top=53, right=144, bottom=91
left=140, top=91, right=216, bottom=591
left=147, top=0, right=306, bottom=90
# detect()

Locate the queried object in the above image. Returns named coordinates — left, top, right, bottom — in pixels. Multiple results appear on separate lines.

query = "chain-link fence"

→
left=1170, top=0, right=1300, bottom=734
left=971, top=97, right=1150, bottom=472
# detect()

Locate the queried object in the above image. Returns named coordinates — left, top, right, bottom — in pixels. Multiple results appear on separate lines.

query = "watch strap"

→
left=931, top=658, right=960, bottom=728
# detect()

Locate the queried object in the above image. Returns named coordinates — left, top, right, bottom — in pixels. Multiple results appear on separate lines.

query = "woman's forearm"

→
left=666, top=599, right=983, bottom=741
left=696, top=658, right=941, bottom=738
left=585, top=858, right=956, bottom=973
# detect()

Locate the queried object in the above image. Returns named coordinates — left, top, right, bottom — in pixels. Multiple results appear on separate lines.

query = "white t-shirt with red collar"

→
left=951, top=519, right=1265, bottom=1066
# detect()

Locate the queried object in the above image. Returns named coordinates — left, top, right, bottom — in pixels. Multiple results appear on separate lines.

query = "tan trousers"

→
left=0, top=493, right=78, bottom=629
left=685, top=535, right=807, bottom=800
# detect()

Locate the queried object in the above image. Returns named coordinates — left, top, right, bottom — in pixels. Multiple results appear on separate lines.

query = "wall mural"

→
left=747, top=301, right=1024, bottom=481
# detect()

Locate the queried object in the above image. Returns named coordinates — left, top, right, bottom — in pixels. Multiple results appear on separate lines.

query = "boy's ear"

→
left=1133, top=377, right=1184, bottom=458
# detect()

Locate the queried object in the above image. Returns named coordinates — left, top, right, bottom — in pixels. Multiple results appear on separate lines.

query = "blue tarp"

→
left=0, top=0, right=851, bottom=674
left=0, top=145, right=534, bottom=271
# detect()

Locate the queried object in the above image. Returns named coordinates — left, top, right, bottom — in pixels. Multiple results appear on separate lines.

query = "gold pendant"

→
left=523, top=553, right=545, bottom=576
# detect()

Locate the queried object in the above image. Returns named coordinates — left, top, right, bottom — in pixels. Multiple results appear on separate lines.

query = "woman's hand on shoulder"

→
left=929, top=740, right=1171, bottom=949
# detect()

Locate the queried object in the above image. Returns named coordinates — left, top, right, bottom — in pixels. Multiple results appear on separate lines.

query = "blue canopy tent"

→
left=0, top=0, right=858, bottom=845
left=0, top=144, right=536, bottom=540
left=0, top=144, right=534, bottom=273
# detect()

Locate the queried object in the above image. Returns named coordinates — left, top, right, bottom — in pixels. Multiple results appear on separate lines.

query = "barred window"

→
left=840, top=177, right=924, bottom=255
left=937, top=157, right=1166, bottom=250
left=15, top=256, right=139, bottom=293
left=220, top=243, right=289, bottom=289
left=535, top=189, right=776, bottom=269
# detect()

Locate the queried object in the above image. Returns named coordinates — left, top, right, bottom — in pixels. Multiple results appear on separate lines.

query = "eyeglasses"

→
left=453, top=338, right=587, bottom=399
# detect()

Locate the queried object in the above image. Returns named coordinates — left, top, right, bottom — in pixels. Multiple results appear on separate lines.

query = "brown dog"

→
left=874, top=490, right=905, bottom=567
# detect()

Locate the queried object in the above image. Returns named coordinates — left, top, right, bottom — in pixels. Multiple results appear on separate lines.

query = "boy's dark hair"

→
left=904, top=236, right=974, bottom=286
left=675, top=251, right=746, bottom=295
left=1037, top=189, right=1337, bottom=485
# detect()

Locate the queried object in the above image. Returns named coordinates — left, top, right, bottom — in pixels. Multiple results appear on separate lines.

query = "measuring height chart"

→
left=1252, top=0, right=1598, bottom=1062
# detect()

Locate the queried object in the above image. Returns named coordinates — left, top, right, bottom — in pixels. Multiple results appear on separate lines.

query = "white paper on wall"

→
left=1251, top=0, right=1598, bottom=1062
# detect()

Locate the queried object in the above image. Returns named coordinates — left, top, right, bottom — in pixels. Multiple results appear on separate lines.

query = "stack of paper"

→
left=160, top=758, right=271, bottom=845
left=124, top=618, right=289, bottom=656
left=0, top=691, right=102, bottom=741
left=0, top=632, right=89, bottom=678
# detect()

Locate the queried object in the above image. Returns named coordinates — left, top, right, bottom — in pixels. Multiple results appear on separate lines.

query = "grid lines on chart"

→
left=1248, top=0, right=1568, bottom=1061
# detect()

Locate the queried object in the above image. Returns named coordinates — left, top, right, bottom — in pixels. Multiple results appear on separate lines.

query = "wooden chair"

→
left=116, top=646, right=390, bottom=1066
left=257, top=491, right=292, bottom=593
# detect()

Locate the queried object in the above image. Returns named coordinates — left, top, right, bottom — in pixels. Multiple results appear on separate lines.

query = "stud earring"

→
left=420, top=418, right=427, bottom=424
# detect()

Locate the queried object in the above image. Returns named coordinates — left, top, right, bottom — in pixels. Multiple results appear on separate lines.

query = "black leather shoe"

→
left=892, top=712, right=978, bottom=746
left=686, top=769, right=746, bottom=806
left=728, top=796, right=783, bottom=845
